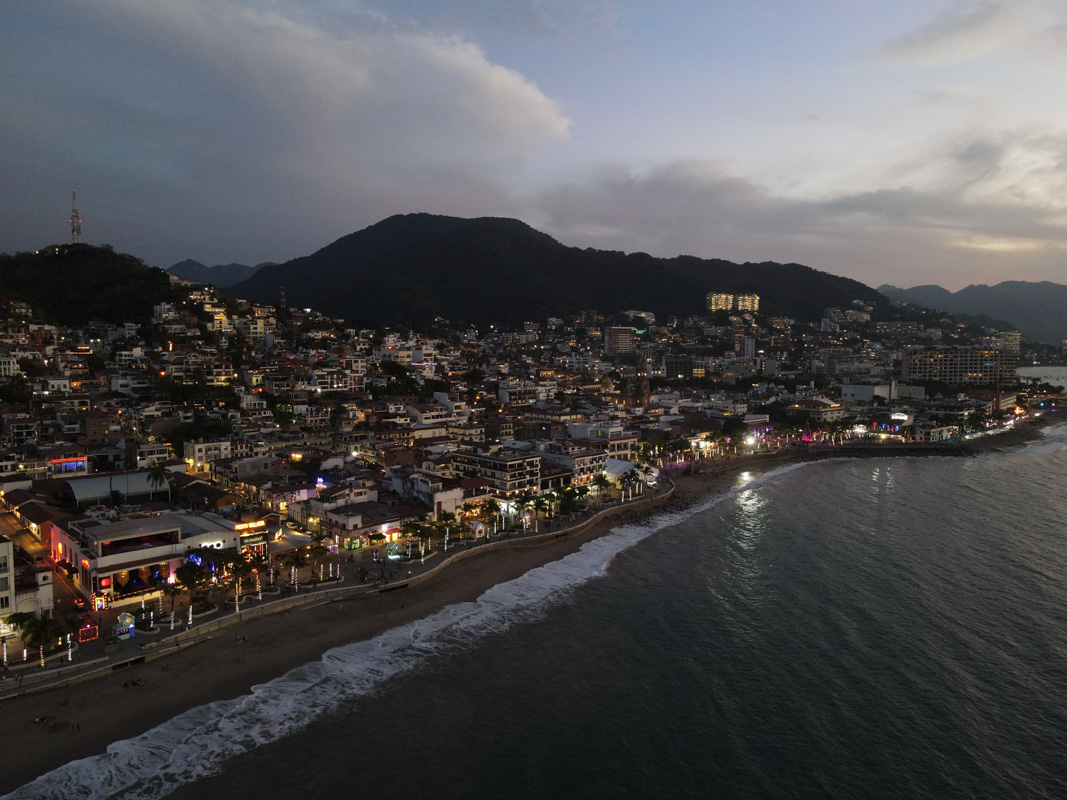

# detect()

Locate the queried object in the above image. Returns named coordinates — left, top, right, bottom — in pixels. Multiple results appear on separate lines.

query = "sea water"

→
left=8, top=427, right=1067, bottom=799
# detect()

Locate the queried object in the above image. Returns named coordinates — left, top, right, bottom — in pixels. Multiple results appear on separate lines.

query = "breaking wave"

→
left=3, top=455, right=917, bottom=800
left=5, top=483, right=749, bottom=800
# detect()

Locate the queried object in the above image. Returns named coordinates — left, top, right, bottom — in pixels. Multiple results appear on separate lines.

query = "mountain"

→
left=879, top=281, right=1067, bottom=344
left=167, top=259, right=269, bottom=287
left=0, top=244, right=173, bottom=325
left=228, top=213, right=882, bottom=326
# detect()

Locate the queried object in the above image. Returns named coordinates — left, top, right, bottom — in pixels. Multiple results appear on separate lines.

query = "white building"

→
left=52, top=513, right=239, bottom=603
left=0, top=534, right=13, bottom=618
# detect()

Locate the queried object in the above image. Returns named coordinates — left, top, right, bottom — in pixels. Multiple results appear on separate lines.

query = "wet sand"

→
left=0, top=414, right=1057, bottom=795
left=0, top=493, right=692, bottom=795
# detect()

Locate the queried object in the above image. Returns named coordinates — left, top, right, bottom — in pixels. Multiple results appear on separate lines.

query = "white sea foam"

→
left=2, top=475, right=788, bottom=800
left=980, top=419, right=1067, bottom=460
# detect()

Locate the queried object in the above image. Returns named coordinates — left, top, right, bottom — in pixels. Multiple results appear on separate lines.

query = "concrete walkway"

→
left=0, top=483, right=673, bottom=702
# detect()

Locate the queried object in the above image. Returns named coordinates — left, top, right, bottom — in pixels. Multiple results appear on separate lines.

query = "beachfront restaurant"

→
left=197, top=511, right=279, bottom=559
left=52, top=513, right=239, bottom=605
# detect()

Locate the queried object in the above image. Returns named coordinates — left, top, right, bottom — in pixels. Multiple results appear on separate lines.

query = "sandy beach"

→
left=0, top=415, right=1056, bottom=795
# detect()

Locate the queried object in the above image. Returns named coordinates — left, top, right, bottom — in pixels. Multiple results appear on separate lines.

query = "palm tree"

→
left=160, top=583, right=183, bottom=630
left=574, top=485, right=590, bottom=510
left=229, top=555, right=253, bottom=610
left=147, top=462, right=172, bottom=504
left=175, top=562, right=208, bottom=627
left=307, top=535, right=330, bottom=582
left=592, top=474, right=612, bottom=506
left=482, top=499, right=501, bottom=532
left=435, top=510, right=458, bottom=549
left=247, top=551, right=269, bottom=597
left=282, top=549, right=308, bottom=590
left=636, top=463, right=654, bottom=488
left=401, top=517, right=422, bottom=554
left=516, top=491, right=537, bottom=531
left=533, top=496, right=550, bottom=526
left=558, top=486, right=577, bottom=515
left=20, top=614, right=68, bottom=668
left=3, top=611, right=35, bottom=632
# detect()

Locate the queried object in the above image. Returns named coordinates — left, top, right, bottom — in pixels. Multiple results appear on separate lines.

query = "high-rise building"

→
left=904, top=346, right=1017, bottom=385
left=738, top=335, right=756, bottom=359
left=0, top=534, right=13, bottom=618
left=706, top=293, right=733, bottom=312
left=604, top=326, right=636, bottom=356
left=736, top=294, right=760, bottom=312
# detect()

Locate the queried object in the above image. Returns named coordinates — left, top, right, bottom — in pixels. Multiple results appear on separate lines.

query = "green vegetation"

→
left=230, top=213, right=884, bottom=327
left=0, top=244, right=175, bottom=326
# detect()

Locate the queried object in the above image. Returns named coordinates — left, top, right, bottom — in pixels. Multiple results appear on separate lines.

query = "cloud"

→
left=0, top=1, right=569, bottom=264
left=402, top=0, right=626, bottom=42
left=485, top=0, right=625, bottom=39
left=882, top=0, right=1026, bottom=65
left=532, top=133, right=1067, bottom=290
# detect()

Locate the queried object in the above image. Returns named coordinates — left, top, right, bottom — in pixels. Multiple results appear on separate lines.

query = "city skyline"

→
left=4, top=1, right=1067, bottom=290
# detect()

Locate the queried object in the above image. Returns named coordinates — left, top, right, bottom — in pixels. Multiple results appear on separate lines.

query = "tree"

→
left=0, top=374, right=32, bottom=405
left=3, top=611, right=35, bottom=631
left=174, top=562, right=208, bottom=626
left=592, top=474, right=612, bottom=506
left=147, top=462, right=172, bottom=504
left=20, top=614, right=68, bottom=668
left=282, top=549, right=308, bottom=589
left=160, top=583, right=183, bottom=631
left=514, top=491, right=537, bottom=531
left=229, top=555, right=253, bottom=608
left=558, top=487, right=578, bottom=515
left=307, top=534, right=330, bottom=581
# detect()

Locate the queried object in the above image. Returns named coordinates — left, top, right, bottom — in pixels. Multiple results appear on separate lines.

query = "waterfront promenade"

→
left=0, top=481, right=675, bottom=704
left=0, top=415, right=1056, bottom=795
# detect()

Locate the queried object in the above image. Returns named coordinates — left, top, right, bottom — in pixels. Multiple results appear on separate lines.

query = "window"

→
left=0, top=596, right=9, bottom=609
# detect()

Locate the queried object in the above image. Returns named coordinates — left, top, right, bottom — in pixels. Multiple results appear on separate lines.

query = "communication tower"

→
left=70, top=189, right=83, bottom=244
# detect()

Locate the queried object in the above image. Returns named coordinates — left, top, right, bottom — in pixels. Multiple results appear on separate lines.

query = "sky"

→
left=4, top=0, right=1067, bottom=291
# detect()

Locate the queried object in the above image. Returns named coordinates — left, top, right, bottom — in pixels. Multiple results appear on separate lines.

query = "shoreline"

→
left=0, top=415, right=1058, bottom=795
left=0, top=490, right=683, bottom=795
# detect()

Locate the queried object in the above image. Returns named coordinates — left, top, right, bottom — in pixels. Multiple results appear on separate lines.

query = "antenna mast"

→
left=70, top=189, right=83, bottom=244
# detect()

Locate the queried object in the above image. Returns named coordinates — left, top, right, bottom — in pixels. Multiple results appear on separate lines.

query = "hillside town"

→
left=0, top=272, right=1058, bottom=684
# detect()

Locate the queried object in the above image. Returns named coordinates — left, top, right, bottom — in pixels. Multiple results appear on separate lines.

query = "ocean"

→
left=9, top=418, right=1067, bottom=798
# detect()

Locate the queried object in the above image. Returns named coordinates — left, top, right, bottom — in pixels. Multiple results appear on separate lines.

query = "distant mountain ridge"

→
left=167, top=259, right=270, bottom=287
left=879, top=281, right=1067, bottom=345
left=228, top=213, right=883, bottom=326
